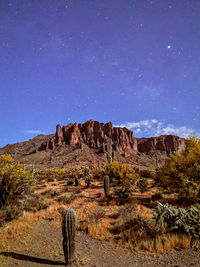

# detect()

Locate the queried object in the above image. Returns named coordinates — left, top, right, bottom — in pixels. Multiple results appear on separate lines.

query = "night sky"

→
left=0, top=0, right=200, bottom=147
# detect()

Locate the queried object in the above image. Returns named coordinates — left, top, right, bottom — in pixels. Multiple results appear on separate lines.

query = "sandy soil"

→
left=1, top=218, right=200, bottom=267
left=1, top=180, right=200, bottom=267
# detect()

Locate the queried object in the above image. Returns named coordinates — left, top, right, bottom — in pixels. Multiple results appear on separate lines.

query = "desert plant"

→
left=74, top=176, right=79, bottom=186
left=104, top=175, right=110, bottom=197
left=156, top=137, right=200, bottom=200
left=105, top=162, right=137, bottom=186
left=137, top=178, right=149, bottom=193
left=84, top=167, right=92, bottom=188
left=57, top=192, right=76, bottom=204
left=139, top=169, right=154, bottom=179
left=105, top=162, right=138, bottom=199
left=153, top=202, right=200, bottom=238
left=92, top=165, right=104, bottom=180
left=88, top=206, right=105, bottom=225
left=62, top=208, right=77, bottom=266
left=110, top=206, right=166, bottom=248
left=0, top=155, right=36, bottom=208
left=37, top=168, right=71, bottom=182
left=0, top=155, right=46, bottom=225
left=85, top=176, right=90, bottom=188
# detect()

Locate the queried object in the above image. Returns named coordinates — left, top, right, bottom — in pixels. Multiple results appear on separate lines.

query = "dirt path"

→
left=1, top=219, right=200, bottom=267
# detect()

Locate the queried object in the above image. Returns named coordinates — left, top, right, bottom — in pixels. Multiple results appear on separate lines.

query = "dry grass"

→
left=103, top=205, right=119, bottom=217
left=0, top=210, right=44, bottom=253
left=88, top=218, right=110, bottom=240
left=72, top=198, right=97, bottom=221
left=0, top=176, right=198, bottom=258
left=109, top=203, right=193, bottom=253
left=135, top=205, right=153, bottom=219
left=121, top=232, right=191, bottom=253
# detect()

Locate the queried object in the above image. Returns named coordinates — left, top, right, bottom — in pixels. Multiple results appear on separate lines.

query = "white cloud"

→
left=116, top=119, right=158, bottom=131
left=24, top=130, right=45, bottom=135
left=115, top=119, right=199, bottom=138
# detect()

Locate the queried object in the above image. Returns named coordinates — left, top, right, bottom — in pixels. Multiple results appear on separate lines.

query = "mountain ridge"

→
left=0, top=120, right=187, bottom=169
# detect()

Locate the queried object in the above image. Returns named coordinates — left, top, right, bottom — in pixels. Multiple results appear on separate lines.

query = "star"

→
left=167, top=45, right=171, bottom=49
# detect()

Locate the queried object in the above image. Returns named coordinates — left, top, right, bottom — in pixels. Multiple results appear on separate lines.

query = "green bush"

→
left=156, top=137, right=200, bottom=199
left=0, top=155, right=45, bottom=226
left=0, top=155, right=36, bottom=208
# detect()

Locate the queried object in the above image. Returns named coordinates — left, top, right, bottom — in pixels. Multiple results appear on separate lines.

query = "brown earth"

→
left=0, top=180, right=199, bottom=267
left=1, top=223, right=200, bottom=267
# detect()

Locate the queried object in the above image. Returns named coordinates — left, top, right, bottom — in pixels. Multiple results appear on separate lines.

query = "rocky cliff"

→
left=0, top=120, right=187, bottom=169
left=137, top=135, right=187, bottom=154
left=53, top=120, right=137, bottom=155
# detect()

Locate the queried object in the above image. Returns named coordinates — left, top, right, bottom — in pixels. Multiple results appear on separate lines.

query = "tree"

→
left=156, top=137, right=200, bottom=199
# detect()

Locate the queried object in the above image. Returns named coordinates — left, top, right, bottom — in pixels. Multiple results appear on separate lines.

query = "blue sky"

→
left=0, top=0, right=200, bottom=147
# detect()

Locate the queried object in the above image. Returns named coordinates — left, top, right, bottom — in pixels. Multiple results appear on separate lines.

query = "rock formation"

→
left=137, top=135, right=187, bottom=154
left=36, top=120, right=138, bottom=158
left=0, top=120, right=188, bottom=169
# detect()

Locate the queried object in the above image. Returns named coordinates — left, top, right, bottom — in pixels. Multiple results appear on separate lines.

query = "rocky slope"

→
left=0, top=120, right=187, bottom=169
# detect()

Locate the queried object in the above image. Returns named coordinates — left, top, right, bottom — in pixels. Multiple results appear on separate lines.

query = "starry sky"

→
left=0, top=0, right=200, bottom=147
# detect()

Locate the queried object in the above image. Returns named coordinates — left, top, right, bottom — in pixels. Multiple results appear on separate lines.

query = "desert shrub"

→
left=105, top=162, right=138, bottom=197
left=113, top=188, right=131, bottom=202
left=139, top=169, right=154, bottom=179
left=57, top=192, right=76, bottom=204
left=37, top=168, right=71, bottom=181
left=77, top=206, right=109, bottom=240
left=0, top=193, right=47, bottom=227
left=153, top=202, right=200, bottom=238
left=80, top=167, right=92, bottom=187
left=0, top=155, right=36, bottom=208
left=136, top=178, right=149, bottom=193
left=92, top=166, right=104, bottom=180
left=156, top=137, right=200, bottom=200
left=88, top=206, right=105, bottom=224
left=110, top=206, right=166, bottom=248
left=110, top=202, right=199, bottom=252
left=78, top=206, right=105, bottom=231
left=41, top=189, right=60, bottom=198
left=76, top=169, right=84, bottom=178
left=0, top=155, right=45, bottom=225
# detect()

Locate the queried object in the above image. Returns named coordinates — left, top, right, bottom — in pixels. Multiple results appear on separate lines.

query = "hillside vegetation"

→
left=156, top=137, right=200, bottom=200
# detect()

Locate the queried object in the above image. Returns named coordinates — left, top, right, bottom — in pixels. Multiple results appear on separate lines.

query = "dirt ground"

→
left=1, top=220, right=200, bottom=267
left=0, top=180, right=200, bottom=267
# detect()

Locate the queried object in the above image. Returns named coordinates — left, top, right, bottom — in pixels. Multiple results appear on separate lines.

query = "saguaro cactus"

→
left=62, top=208, right=77, bottom=266
left=74, top=176, right=79, bottom=186
left=84, top=167, right=91, bottom=188
left=104, top=175, right=110, bottom=197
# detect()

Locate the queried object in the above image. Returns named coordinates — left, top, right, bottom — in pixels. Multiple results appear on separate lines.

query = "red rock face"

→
left=55, top=124, right=63, bottom=145
left=0, top=120, right=188, bottom=169
left=46, top=121, right=187, bottom=157
left=137, top=135, right=187, bottom=154
left=54, top=120, right=138, bottom=157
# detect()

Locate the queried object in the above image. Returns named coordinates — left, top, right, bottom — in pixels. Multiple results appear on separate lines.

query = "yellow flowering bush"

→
left=38, top=168, right=70, bottom=181
left=105, top=162, right=136, bottom=183
left=157, top=137, right=200, bottom=199
left=105, top=162, right=138, bottom=197
left=0, top=155, right=46, bottom=225
left=0, top=155, right=36, bottom=208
